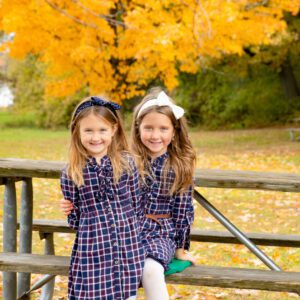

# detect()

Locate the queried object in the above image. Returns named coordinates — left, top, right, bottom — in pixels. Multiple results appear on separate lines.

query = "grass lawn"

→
left=0, top=126, right=299, bottom=299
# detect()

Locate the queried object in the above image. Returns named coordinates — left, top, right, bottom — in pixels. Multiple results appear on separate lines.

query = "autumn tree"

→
left=250, top=12, right=300, bottom=100
left=0, top=0, right=299, bottom=103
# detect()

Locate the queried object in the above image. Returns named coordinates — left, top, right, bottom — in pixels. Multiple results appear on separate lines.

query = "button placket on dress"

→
left=98, top=161, right=123, bottom=299
left=107, top=172, right=125, bottom=300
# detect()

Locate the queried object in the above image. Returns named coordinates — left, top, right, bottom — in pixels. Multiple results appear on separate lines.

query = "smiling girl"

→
left=131, top=88, right=196, bottom=300
left=60, top=96, right=144, bottom=300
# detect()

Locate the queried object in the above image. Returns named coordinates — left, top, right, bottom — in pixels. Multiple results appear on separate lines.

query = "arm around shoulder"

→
left=60, top=169, right=80, bottom=231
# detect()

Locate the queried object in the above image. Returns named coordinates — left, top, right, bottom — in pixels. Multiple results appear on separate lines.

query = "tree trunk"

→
left=279, top=55, right=300, bottom=100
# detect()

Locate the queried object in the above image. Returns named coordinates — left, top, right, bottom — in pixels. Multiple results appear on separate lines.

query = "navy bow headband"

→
left=74, top=96, right=121, bottom=118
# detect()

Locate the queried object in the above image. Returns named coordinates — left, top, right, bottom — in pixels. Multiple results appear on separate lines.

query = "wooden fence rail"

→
left=0, top=158, right=300, bottom=299
left=1, top=158, right=300, bottom=191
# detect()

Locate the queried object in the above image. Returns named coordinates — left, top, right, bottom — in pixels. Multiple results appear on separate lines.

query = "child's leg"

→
left=142, top=257, right=169, bottom=300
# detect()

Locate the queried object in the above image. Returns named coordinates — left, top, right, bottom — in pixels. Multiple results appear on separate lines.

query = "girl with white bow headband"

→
left=132, top=87, right=196, bottom=300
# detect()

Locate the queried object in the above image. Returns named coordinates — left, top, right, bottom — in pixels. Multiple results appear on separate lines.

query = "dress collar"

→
left=150, top=152, right=169, bottom=167
left=87, top=155, right=111, bottom=167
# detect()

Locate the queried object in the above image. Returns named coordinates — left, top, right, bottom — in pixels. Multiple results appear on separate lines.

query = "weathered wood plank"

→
left=288, top=128, right=300, bottom=131
left=0, top=158, right=65, bottom=179
left=190, top=229, right=300, bottom=247
left=29, top=219, right=75, bottom=234
left=1, top=158, right=300, bottom=191
left=0, top=253, right=299, bottom=293
left=194, top=169, right=300, bottom=192
left=24, top=220, right=300, bottom=248
left=0, top=253, right=69, bottom=276
left=167, top=264, right=300, bottom=293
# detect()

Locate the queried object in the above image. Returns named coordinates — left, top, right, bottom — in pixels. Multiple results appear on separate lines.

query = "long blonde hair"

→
left=68, top=97, right=129, bottom=186
left=131, top=87, right=196, bottom=194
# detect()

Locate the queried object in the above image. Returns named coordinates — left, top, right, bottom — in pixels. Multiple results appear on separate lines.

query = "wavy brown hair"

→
left=68, top=97, right=129, bottom=186
left=131, top=87, right=196, bottom=194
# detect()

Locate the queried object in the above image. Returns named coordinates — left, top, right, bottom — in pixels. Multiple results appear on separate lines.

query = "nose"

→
left=150, top=129, right=160, bottom=139
left=90, top=132, right=100, bottom=141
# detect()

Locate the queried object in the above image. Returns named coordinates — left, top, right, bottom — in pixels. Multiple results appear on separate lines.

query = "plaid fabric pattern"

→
left=61, top=154, right=145, bottom=300
left=140, top=152, right=194, bottom=270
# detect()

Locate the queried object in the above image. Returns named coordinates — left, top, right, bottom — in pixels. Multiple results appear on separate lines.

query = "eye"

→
left=161, top=127, right=169, bottom=131
left=143, top=126, right=153, bottom=131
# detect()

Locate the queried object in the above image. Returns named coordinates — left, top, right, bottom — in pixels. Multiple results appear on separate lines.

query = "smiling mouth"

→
left=149, top=142, right=162, bottom=145
left=149, top=140, right=161, bottom=143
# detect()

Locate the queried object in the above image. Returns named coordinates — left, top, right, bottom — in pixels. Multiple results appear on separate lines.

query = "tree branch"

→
left=44, top=0, right=99, bottom=29
left=71, top=0, right=126, bottom=28
left=197, top=0, right=212, bottom=38
left=245, top=0, right=269, bottom=10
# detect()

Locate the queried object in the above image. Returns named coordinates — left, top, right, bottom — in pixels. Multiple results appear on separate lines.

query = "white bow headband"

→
left=137, top=91, right=184, bottom=120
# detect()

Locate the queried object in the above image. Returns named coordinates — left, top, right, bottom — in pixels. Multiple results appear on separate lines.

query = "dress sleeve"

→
left=172, top=185, right=194, bottom=250
left=60, top=169, right=80, bottom=231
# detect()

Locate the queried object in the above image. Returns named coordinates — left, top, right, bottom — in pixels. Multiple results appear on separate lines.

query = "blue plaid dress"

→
left=140, top=152, right=194, bottom=269
left=60, top=155, right=145, bottom=300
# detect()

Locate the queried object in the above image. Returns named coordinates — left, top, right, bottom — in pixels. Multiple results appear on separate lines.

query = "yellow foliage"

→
left=0, top=0, right=299, bottom=101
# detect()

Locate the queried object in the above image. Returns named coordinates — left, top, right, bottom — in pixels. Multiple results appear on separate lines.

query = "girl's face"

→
left=79, top=113, right=117, bottom=162
left=139, top=111, right=174, bottom=158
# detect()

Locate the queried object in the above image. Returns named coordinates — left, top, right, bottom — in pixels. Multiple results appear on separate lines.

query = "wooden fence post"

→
left=18, top=178, right=33, bottom=298
left=3, top=178, right=17, bottom=300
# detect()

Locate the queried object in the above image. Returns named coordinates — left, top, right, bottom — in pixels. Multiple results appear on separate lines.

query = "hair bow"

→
left=137, top=91, right=184, bottom=120
left=74, top=96, right=121, bottom=117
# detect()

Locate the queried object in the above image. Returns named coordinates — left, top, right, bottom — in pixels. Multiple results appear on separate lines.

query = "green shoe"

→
left=164, top=258, right=192, bottom=276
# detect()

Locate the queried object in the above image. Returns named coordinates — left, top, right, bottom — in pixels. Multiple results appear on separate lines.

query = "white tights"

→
left=142, top=258, right=169, bottom=300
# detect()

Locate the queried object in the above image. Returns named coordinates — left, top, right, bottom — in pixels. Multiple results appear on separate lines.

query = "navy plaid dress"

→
left=60, top=155, right=145, bottom=300
left=140, top=152, right=194, bottom=270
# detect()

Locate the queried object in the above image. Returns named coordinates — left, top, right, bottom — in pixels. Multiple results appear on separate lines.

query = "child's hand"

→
left=60, top=199, right=74, bottom=215
left=175, top=248, right=196, bottom=265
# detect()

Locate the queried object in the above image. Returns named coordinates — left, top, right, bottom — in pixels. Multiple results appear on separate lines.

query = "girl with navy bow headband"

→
left=60, top=96, right=145, bottom=300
